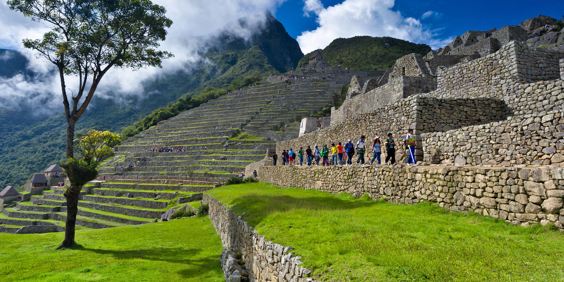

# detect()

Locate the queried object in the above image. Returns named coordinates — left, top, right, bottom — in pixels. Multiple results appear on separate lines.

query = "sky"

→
left=0, top=0, right=563, bottom=112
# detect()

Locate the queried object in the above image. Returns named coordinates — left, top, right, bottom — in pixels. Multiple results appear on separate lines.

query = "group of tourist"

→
left=149, top=146, right=208, bottom=153
left=272, top=129, right=419, bottom=167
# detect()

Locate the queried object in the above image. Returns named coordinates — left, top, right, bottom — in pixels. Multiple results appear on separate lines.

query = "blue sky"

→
left=275, top=0, right=564, bottom=52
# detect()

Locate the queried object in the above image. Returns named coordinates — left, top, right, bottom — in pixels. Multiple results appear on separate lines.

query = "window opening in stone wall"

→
left=402, top=67, right=406, bottom=76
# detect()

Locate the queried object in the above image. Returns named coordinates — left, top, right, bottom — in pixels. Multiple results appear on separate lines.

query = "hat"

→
left=347, top=139, right=351, bottom=141
left=374, top=136, right=380, bottom=139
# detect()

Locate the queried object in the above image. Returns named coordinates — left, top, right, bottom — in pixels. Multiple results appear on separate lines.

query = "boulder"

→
left=542, top=198, right=563, bottom=214
left=454, top=156, right=466, bottom=166
left=161, top=208, right=175, bottom=221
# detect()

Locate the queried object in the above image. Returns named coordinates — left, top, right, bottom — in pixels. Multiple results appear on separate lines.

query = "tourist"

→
left=337, top=142, right=344, bottom=165
left=298, top=147, right=304, bottom=166
left=385, top=133, right=396, bottom=165
left=371, top=136, right=381, bottom=165
left=356, top=135, right=366, bottom=165
left=331, top=143, right=337, bottom=165
left=253, top=170, right=257, bottom=178
left=306, top=146, right=313, bottom=166
left=283, top=150, right=289, bottom=165
left=345, top=139, right=355, bottom=165
left=288, top=148, right=295, bottom=166
left=405, top=129, right=417, bottom=165
left=314, top=146, right=321, bottom=165
left=273, top=153, right=278, bottom=166
left=281, top=150, right=286, bottom=165
left=321, top=145, right=329, bottom=166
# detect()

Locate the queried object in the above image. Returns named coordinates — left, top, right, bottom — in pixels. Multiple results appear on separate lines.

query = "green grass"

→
left=78, top=207, right=154, bottom=222
left=104, top=182, right=213, bottom=188
left=229, top=132, right=264, bottom=142
left=188, top=201, right=202, bottom=210
left=0, top=217, right=224, bottom=281
left=206, top=182, right=564, bottom=281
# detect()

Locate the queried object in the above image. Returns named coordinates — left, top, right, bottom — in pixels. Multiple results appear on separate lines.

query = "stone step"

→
left=78, top=201, right=165, bottom=219
left=82, top=195, right=171, bottom=209
left=31, top=196, right=66, bottom=206
left=91, top=188, right=186, bottom=200
left=16, top=202, right=62, bottom=212
left=77, top=207, right=152, bottom=225
left=0, top=224, right=25, bottom=234
left=52, top=213, right=127, bottom=229
left=43, top=193, right=68, bottom=201
left=99, top=171, right=237, bottom=181
left=99, top=182, right=213, bottom=192
left=2, top=208, right=50, bottom=220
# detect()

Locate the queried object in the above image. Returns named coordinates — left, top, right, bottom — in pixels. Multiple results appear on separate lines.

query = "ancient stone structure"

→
left=0, top=186, right=20, bottom=206
left=281, top=42, right=564, bottom=166
left=309, top=51, right=322, bottom=64
left=299, top=117, right=330, bottom=137
left=259, top=165, right=564, bottom=228
left=206, top=195, right=314, bottom=282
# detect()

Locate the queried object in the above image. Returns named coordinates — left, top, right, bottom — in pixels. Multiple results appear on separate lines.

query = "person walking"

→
left=321, top=145, right=329, bottom=166
left=356, top=135, right=366, bottom=165
left=298, top=147, right=304, bottom=166
left=272, top=153, right=278, bottom=166
left=337, top=142, right=344, bottom=165
left=405, top=129, right=418, bottom=165
left=345, top=139, right=355, bottom=165
left=385, top=133, right=396, bottom=165
left=371, top=136, right=382, bottom=165
left=314, top=146, right=321, bottom=166
left=331, top=143, right=337, bottom=165
left=281, top=150, right=286, bottom=165
left=306, top=146, right=313, bottom=166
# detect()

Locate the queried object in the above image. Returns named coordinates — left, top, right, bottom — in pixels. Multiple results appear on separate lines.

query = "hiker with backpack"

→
left=288, top=148, right=295, bottom=166
left=314, top=146, right=321, bottom=165
left=356, top=135, right=366, bottom=165
left=272, top=153, right=278, bottom=166
left=344, top=139, right=355, bottom=165
left=385, top=133, right=396, bottom=165
left=404, top=129, right=418, bottom=165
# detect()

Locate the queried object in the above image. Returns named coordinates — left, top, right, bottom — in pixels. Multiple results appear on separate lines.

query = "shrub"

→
left=196, top=204, right=209, bottom=217
left=226, top=176, right=245, bottom=185
left=245, top=177, right=258, bottom=183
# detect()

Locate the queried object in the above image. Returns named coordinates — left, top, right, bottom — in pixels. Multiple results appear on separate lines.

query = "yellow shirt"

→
left=331, top=146, right=337, bottom=155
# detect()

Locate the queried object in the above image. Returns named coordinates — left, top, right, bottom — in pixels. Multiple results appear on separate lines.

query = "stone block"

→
left=524, top=181, right=546, bottom=196
left=542, top=198, right=563, bottom=214
left=480, top=197, right=497, bottom=208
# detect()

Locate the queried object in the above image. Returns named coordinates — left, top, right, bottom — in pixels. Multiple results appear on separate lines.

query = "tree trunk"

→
left=59, top=119, right=79, bottom=249
left=66, top=119, right=76, bottom=159
left=59, top=185, right=81, bottom=249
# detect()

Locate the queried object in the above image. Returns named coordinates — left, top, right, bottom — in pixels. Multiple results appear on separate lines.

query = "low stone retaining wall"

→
left=205, top=195, right=313, bottom=282
left=260, top=165, right=564, bottom=228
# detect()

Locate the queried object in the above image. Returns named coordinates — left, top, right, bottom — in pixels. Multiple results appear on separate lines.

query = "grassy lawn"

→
left=206, top=183, right=564, bottom=281
left=0, top=217, right=224, bottom=282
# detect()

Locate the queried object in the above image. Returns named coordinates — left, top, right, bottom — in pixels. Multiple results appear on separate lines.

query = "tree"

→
left=8, top=0, right=173, bottom=248
left=60, top=130, right=121, bottom=247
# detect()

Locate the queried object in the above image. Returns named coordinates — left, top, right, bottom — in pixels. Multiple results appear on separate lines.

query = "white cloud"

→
left=0, top=0, right=287, bottom=112
left=421, top=10, right=441, bottom=20
left=303, top=0, right=323, bottom=17
left=297, top=0, right=447, bottom=53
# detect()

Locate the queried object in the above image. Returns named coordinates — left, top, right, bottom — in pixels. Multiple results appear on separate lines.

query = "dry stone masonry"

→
left=260, top=165, right=564, bottom=228
left=206, top=195, right=314, bottom=282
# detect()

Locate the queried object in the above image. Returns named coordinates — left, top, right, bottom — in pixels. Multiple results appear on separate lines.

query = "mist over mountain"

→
left=0, top=14, right=302, bottom=188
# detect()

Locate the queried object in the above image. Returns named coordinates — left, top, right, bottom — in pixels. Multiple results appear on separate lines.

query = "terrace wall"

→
left=205, top=195, right=313, bottom=282
left=260, top=165, right=564, bottom=229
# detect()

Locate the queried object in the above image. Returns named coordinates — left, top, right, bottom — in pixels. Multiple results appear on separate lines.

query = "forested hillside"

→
left=297, top=36, right=431, bottom=71
left=0, top=14, right=303, bottom=189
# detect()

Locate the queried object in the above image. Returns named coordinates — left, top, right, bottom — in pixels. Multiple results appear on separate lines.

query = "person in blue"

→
left=370, top=136, right=381, bottom=165
left=314, top=146, right=321, bottom=165
left=405, top=129, right=417, bottom=165
left=344, top=139, right=355, bottom=165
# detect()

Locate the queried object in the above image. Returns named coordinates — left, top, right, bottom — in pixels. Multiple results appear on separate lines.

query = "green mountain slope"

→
left=297, top=36, right=432, bottom=71
left=0, top=14, right=302, bottom=189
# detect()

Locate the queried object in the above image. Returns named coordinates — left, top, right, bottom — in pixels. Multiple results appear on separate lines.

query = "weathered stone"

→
left=542, top=198, right=563, bottom=214
left=525, top=203, right=542, bottom=214
left=524, top=181, right=546, bottom=196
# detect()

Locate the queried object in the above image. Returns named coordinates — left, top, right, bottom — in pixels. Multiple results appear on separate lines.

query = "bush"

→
left=196, top=204, right=209, bottom=217
left=226, top=176, right=245, bottom=185
left=244, top=177, right=258, bottom=183
left=170, top=209, right=195, bottom=220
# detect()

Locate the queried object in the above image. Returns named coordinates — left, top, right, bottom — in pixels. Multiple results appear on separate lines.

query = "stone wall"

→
left=560, top=59, right=564, bottom=79
left=389, top=54, right=430, bottom=78
left=287, top=96, right=419, bottom=163
left=205, top=195, right=313, bottom=282
left=332, top=76, right=436, bottom=125
left=299, top=117, right=330, bottom=137
left=260, top=165, right=564, bottom=229
left=422, top=110, right=564, bottom=166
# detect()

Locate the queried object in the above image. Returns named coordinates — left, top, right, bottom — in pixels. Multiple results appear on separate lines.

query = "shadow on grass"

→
left=229, top=194, right=382, bottom=226
left=79, top=246, right=222, bottom=278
